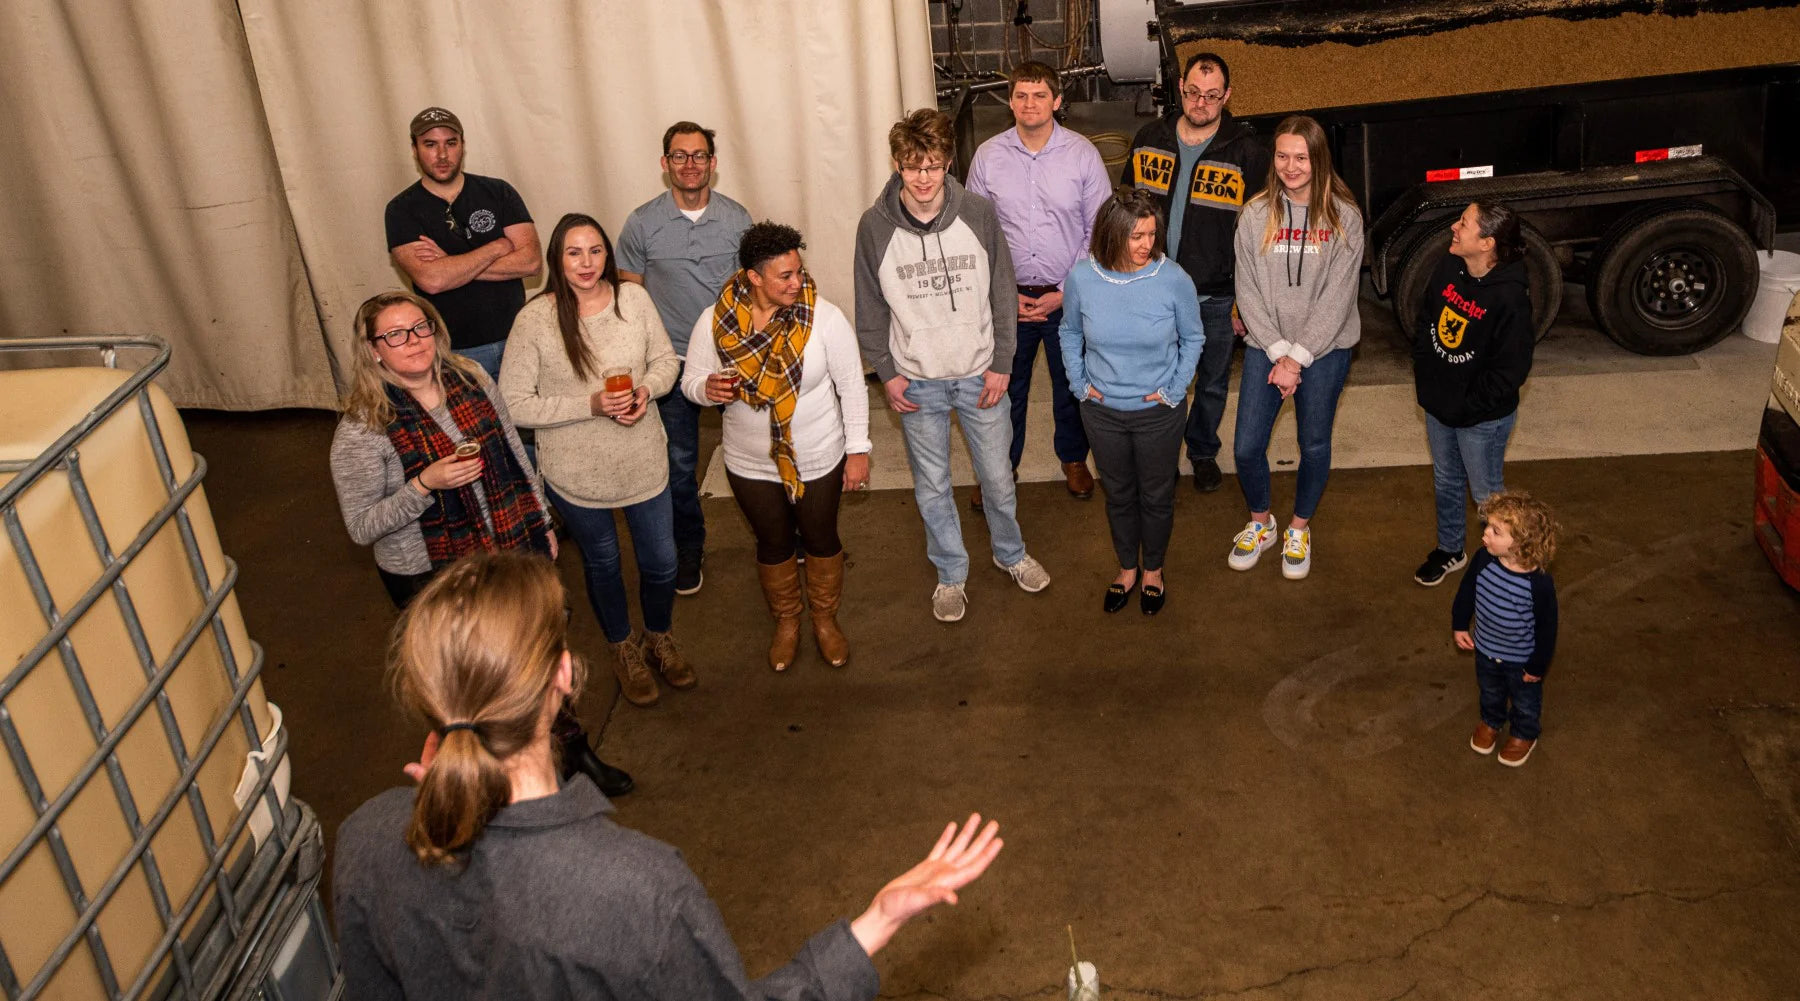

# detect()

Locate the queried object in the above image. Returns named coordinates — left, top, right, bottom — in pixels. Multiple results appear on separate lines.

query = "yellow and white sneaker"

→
left=1281, top=526, right=1312, bottom=580
left=1228, top=521, right=1277, bottom=571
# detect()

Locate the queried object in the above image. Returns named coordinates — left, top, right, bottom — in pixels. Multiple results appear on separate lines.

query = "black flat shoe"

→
left=1102, top=580, right=1134, bottom=613
left=561, top=735, right=635, bottom=798
left=1140, top=584, right=1166, bottom=616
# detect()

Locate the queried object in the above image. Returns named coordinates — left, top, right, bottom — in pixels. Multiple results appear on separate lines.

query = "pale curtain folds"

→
left=1, top=1, right=936, bottom=409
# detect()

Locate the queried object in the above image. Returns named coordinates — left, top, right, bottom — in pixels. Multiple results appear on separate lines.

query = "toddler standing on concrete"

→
left=1452, top=491, right=1559, bottom=766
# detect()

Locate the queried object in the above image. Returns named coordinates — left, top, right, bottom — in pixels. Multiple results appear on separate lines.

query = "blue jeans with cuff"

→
left=1476, top=651, right=1543, bottom=740
left=898, top=375, right=1027, bottom=584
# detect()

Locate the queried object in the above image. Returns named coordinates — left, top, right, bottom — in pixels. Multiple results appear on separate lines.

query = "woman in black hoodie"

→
left=1410, top=201, right=1535, bottom=587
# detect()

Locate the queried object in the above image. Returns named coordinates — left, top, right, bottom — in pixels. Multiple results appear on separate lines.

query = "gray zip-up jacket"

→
left=1232, top=192, right=1364, bottom=367
left=853, top=173, right=1017, bottom=383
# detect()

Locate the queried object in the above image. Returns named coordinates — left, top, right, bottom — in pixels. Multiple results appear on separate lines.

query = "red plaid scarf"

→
left=385, top=371, right=550, bottom=567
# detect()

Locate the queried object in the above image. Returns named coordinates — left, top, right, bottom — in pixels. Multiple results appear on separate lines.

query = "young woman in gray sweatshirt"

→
left=1227, top=115, right=1365, bottom=581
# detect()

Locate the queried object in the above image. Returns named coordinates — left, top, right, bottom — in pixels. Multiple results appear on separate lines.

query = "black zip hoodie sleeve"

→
left=1412, top=254, right=1535, bottom=428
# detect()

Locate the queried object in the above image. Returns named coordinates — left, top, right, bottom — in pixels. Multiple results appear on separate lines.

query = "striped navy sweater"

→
left=1451, top=549, right=1558, bottom=673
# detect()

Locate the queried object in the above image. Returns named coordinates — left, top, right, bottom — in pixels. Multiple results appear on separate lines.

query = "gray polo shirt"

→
left=616, top=190, right=752, bottom=354
left=334, top=780, right=880, bottom=1001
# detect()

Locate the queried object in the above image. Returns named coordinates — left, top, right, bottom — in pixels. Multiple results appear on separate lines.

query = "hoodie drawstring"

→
left=1284, top=198, right=1311, bottom=289
left=917, top=230, right=959, bottom=313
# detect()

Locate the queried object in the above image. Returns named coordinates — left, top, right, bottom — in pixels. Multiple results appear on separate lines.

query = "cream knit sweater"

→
left=500, top=283, right=678, bottom=508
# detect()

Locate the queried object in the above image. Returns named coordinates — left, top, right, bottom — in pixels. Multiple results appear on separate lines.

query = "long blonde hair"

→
left=339, top=290, right=484, bottom=429
left=390, top=551, right=586, bottom=866
left=1251, top=116, right=1359, bottom=253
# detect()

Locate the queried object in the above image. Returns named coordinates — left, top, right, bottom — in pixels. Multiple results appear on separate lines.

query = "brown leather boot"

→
left=757, top=558, right=803, bottom=671
left=644, top=630, right=696, bottom=689
left=611, top=633, right=660, bottom=707
left=804, top=551, right=849, bottom=667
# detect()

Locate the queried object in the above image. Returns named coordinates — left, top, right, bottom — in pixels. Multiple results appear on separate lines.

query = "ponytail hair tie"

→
left=438, top=721, right=482, bottom=738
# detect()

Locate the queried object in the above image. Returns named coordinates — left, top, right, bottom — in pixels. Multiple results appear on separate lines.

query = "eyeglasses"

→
left=444, top=206, right=457, bottom=232
left=900, top=162, right=949, bottom=178
left=665, top=151, right=713, bottom=166
left=369, top=318, right=436, bottom=347
left=1180, top=88, right=1227, bottom=105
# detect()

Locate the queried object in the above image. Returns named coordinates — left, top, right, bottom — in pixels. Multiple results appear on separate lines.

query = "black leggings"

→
left=727, top=458, right=846, bottom=565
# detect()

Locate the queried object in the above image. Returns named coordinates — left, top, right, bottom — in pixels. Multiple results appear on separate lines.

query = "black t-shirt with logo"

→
left=384, top=174, right=532, bottom=348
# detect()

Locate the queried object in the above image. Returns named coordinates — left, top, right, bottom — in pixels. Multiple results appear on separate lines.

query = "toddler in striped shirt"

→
left=1452, top=491, right=1559, bottom=767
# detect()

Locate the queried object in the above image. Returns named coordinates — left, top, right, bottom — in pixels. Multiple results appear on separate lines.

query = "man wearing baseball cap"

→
left=384, top=107, right=541, bottom=379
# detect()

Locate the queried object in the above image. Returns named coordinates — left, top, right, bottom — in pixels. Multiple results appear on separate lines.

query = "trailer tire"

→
left=1586, top=205, right=1758, bottom=356
left=1391, top=224, right=1561, bottom=348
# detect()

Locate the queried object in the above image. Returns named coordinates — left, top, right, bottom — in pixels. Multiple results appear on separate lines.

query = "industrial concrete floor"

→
left=188, top=391, right=1800, bottom=999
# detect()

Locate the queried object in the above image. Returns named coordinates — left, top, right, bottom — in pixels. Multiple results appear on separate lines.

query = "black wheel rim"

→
left=1631, top=247, right=1722, bottom=327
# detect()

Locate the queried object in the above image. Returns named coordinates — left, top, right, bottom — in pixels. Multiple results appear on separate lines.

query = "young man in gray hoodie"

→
left=854, top=109, right=1052, bottom=622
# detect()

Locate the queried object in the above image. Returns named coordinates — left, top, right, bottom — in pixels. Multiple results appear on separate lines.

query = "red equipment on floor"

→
left=1754, top=406, right=1800, bottom=590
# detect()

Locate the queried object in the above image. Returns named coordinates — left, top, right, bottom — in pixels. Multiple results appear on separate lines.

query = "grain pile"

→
left=1174, top=7, right=1800, bottom=117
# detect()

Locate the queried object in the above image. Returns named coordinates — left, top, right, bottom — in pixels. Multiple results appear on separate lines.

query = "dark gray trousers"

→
left=1081, top=398, right=1188, bottom=571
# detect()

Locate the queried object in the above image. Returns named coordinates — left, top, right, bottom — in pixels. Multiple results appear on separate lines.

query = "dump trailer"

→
left=0, top=338, right=340, bottom=1000
left=1152, top=0, right=1800, bottom=354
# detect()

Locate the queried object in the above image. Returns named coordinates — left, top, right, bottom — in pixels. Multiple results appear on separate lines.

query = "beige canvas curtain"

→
left=1, top=1, right=936, bottom=409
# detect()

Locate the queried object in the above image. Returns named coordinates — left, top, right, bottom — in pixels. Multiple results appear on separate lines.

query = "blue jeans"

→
left=457, top=340, right=507, bottom=382
left=546, top=483, right=677, bottom=644
left=1426, top=411, right=1517, bottom=552
left=655, top=364, right=705, bottom=556
left=899, top=376, right=1027, bottom=584
left=1007, top=310, right=1089, bottom=469
left=1476, top=651, right=1543, bottom=740
left=1233, top=347, right=1353, bottom=520
left=1184, top=296, right=1238, bottom=463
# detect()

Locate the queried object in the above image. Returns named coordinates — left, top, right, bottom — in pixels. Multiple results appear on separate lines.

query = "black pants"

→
left=378, top=567, right=437, bottom=609
left=727, top=458, right=846, bottom=565
left=1082, top=399, right=1187, bottom=571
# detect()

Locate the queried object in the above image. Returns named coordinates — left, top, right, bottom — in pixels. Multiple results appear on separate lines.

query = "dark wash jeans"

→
left=655, top=363, right=705, bottom=557
left=1007, top=309, right=1089, bottom=469
left=1476, top=651, right=1543, bottom=741
left=547, top=483, right=677, bottom=645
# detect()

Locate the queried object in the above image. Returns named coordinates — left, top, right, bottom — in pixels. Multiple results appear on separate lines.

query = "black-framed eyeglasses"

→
left=369, top=318, right=436, bottom=347
left=1180, top=87, right=1227, bottom=105
left=444, top=206, right=458, bottom=232
left=899, top=162, right=949, bottom=178
left=665, top=151, right=714, bottom=166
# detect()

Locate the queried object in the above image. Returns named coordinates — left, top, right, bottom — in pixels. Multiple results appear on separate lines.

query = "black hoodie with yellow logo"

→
left=1411, top=254, right=1534, bottom=428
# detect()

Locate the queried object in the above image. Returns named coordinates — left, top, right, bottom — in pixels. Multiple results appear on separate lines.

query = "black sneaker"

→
left=1413, top=548, right=1468, bottom=586
left=675, top=549, right=704, bottom=595
left=1192, top=458, right=1223, bottom=493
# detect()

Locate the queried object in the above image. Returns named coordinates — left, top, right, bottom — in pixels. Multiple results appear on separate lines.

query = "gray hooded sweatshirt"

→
left=853, top=173, right=1017, bottom=383
left=1232, top=192, right=1364, bottom=367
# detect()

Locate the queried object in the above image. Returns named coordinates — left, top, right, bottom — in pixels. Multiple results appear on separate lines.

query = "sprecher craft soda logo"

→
left=1437, top=306, right=1470, bottom=350
left=1133, top=150, right=1176, bottom=194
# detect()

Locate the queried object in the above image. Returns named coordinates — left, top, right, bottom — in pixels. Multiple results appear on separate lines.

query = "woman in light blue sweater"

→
left=1061, top=187, right=1205, bottom=615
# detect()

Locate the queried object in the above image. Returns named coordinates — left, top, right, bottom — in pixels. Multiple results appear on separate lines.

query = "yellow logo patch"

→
left=1437, top=306, right=1470, bottom=350
left=1133, top=150, right=1175, bottom=194
left=1189, top=164, right=1244, bottom=207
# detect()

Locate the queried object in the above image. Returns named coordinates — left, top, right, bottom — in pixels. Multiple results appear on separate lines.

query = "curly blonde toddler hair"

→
left=1479, top=491, right=1558, bottom=570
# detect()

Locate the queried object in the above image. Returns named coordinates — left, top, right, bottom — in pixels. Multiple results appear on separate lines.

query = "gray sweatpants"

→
left=1081, top=398, right=1187, bottom=571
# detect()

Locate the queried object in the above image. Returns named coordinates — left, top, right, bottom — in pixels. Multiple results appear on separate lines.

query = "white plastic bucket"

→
left=1745, top=250, right=1800, bottom=343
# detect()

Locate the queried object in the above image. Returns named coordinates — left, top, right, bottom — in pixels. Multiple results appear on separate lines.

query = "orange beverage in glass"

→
left=602, top=367, right=633, bottom=393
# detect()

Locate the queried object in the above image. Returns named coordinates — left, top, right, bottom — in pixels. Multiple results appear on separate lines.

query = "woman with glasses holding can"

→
left=682, top=222, right=871, bottom=671
left=329, top=289, right=633, bottom=798
left=501, top=212, right=690, bottom=709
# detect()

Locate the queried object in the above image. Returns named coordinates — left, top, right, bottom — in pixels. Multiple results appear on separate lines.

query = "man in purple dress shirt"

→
left=966, top=61, right=1113, bottom=508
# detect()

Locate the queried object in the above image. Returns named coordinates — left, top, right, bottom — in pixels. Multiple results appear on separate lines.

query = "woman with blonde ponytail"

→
left=334, top=551, right=1005, bottom=1000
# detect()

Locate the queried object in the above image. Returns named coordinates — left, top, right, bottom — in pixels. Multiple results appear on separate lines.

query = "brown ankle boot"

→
left=611, top=633, right=660, bottom=706
left=757, top=558, right=803, bottom=671
left=804, top=551, right=849, bottom=667
left=644, top=630, right=696, bottom=689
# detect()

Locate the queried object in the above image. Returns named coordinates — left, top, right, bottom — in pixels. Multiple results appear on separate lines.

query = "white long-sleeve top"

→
left=681, top=297, right=871, bottom=483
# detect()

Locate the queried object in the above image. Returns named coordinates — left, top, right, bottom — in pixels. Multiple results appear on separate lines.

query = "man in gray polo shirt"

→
left=618, top=121, right=753, bottom=596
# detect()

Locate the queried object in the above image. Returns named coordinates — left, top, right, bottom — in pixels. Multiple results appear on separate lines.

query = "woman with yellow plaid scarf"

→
left=682, top=222, right=872, bottom=671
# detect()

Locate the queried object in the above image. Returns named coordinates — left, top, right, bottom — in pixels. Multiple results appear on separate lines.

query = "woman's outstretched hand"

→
left=850, top=814, right=1003, bottom=957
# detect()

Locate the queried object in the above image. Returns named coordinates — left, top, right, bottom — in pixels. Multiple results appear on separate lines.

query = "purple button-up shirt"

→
left=966, top=122, right=1113, bottom=289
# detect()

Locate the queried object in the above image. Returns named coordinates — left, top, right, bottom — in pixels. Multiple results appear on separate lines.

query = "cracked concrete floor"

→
left=187, top=410, right=1800, bottom=1001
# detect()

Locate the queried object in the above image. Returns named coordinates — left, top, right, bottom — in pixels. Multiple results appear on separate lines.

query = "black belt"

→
left=1017, top=283, right=1058, bottom=297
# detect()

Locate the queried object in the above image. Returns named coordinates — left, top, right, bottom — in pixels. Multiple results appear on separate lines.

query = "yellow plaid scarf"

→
left=711, top=270, right=817, bottom=500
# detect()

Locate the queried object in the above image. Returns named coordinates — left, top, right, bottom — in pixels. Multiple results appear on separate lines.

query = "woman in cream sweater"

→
left=500, top=212, right=688, bottom=709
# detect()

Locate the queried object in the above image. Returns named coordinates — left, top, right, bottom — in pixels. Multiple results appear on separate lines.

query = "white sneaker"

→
left=1281, top=526, right=1312, bottom=580
left=1227, top=521, right=1277, bottom=571
left=994, top=554, right=1051, bottom=592
left=932, top=582, right=968, bottom=622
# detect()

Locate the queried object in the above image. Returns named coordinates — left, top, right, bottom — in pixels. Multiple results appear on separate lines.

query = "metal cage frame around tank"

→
left=0, top=336, right=334, bottom=1001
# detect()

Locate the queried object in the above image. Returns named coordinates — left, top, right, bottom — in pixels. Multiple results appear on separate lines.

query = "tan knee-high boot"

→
left=757, top=558, right=803, bottom=671
left=804, top=551, right=849, bottom=667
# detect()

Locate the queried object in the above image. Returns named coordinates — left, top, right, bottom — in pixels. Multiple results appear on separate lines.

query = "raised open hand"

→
left=850, top=814, right=1002, bottom=956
